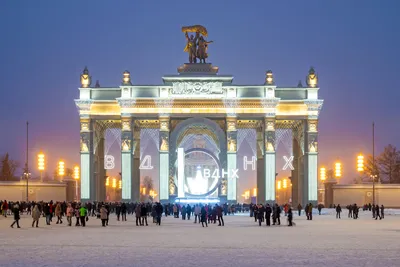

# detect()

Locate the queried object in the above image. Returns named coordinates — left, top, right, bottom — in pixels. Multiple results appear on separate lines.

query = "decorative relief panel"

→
left=80, top=121, right=89, bottom=132
left=121, top=132, right=132, bottom=152
left=117, top=99, right=136, bottom=108
left=226, top=117, right=237, bottom=132
left=265, top=131, right=275, bottom=152
left=308, top=120, right=318, bottom=132
left=227, top=137, right=237, bottom=152
left=308, top=134, right=318, bottom=153
left=265, top=119, right=275, bottom=131
left=172, top=82, right=223, bottom=95
left=80, top=133, right=90, bottom=152
left=159, top=118, right=170, bottom=132
left=160, top=135, right=169, bottom=152
left=121, top=118, right=131, bottom=131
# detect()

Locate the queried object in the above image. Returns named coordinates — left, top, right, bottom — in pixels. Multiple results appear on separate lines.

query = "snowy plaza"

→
left=0, top=210, right=399, bottom=267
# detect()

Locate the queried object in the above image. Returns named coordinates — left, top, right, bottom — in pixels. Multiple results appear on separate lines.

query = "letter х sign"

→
left=282, top=156, right=294, bottom=170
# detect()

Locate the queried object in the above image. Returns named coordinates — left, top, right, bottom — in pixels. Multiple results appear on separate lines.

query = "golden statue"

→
left=80, top=137, right=89, bottom=152
left=182, top=25, right=212, bottom=63
left=80, top=67, right=91, bottom=88
left=122, top=138, right=131, bottom=151
left=306, top=67, right=318, bottom=87
left=266, top=141, right=274, bottom=152
left=160, top=136, right=169, bottom=151
left=228, top=137, right=236, bottom=152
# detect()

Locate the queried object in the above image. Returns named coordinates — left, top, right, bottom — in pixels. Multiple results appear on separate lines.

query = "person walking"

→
left=31, top=204, right=41, bottom=227
left=141, top=203, right=148, bottom=226
left=55, top=202, right=63, bottom=224
left=100, top=205, right=108, bottom=227
left=297, top=203, right=302, bottom=217
left=155, top=202, right=163, bottom=226
left=10, top=202, right=21, bottom=228
left=121, top=203, right=127, bottom=221
left=194, top=204, right=201, bottom=223
left=336, top=204, right=342, bottom=219
left=216, top=204, right=224, bottom=226
left=287, top=207, right=293, bottom=226
left=79, top=205, right=88, bottom=227
left=257, top=204, right=265, bottom=227
left=200, top=206, right=208, bottom=227
left=265, top=204, right=272, bottom=226
left=66, top=203, right=73, bottom=226
left=380, top=205, right=385, bottom=219
left=375, top=204, right=381, bottom=220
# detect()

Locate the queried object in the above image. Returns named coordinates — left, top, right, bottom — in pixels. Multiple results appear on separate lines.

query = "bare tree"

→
left=363, top=154, right=380, bottom=182
left=377, top=145, right=400, bottom=184
left=0, top=153, right=20, bottom=181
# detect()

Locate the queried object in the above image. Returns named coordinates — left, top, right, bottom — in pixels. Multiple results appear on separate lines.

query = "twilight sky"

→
left=1, top=0, right=399, bottom=187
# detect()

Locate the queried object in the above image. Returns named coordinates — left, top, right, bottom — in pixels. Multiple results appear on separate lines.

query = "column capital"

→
left=159, top=116, right=170, bottom=132
left=121, top=116, right=133, bottom=132
left=223, top=98, right=239, bottom=117
left=304, top=99, right=323, bottom=119
left=75, top=99, right=94, bottom=115
left=226, top=116, right=237, bottom=132
left=261, top=98, right=279, bottom=118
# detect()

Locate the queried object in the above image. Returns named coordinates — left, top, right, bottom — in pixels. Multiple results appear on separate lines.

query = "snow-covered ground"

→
left=0, top=211, right=399, bottom=267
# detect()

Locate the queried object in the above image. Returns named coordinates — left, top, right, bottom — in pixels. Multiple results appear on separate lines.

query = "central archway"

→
left=169, top=117, right=227, bottom=201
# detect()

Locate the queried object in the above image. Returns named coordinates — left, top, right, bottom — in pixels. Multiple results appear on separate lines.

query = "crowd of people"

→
left=332, top=203, right=385, bottom=220
left=0, top=200, right=229, bottom=228
left=0, top=199, right=387, bottom=229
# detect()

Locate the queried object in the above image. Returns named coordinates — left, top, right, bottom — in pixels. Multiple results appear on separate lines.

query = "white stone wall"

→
left=0, top=182, right=67, bottom=202
left=332, top=184, right=400, bottom=208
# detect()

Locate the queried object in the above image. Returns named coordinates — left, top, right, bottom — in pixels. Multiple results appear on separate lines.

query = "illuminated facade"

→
left=75, top=63, right=323, bottom=205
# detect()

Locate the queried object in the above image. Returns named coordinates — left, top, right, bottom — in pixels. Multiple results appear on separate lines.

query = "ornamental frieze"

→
left=172, top=81, right=223, bottom=95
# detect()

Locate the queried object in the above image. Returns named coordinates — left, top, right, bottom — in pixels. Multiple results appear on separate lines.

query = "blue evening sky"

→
left=0, top=1, right=399, bottom=187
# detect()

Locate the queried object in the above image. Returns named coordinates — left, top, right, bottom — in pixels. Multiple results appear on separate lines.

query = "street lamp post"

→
left=372, top=122, right=376, bottom=209
left=58, top=161, right=65, bottom=181
left=38, top=152, right=45, bottom=182
left=25, top=121, right=29, bottom=202
left=74, top=166, right=80, bottom=201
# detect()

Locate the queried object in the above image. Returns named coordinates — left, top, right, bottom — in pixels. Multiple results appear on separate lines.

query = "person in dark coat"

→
left=375, top=204, right=381, bottom=220
left=115, top=203, right=121, bottom=221
left=257, top=204, right=265, bottom=226
left=287, top=207, right=293, bottom=226
left=141, top=203, right=148, bottom=226
left=297, top=203, right=302, bottom=216
left=272, top=204, right=281, bottom=225
left=265, top=204, right=272, bottom=226
left=121, top=203, right=127, bottom=221
left=155, top=202, right=163, bottom=225
left=336, top=204, right=342, bottom=219
left=216, top=204, right=224, bottom=226
left=200, top=206, right=208, bottom=227
left=380, top=205, right=385, bottom=219
left=186, top=204, right=191, bottom=220
left=10, top=202, right=21, bottom=228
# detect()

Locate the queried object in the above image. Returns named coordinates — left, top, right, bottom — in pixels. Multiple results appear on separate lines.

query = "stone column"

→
left=95, top=127, right=106, bottom=201
left=226, top=116, right=237, bottom=201
left=159, top=116, right=170, bottom=202
left=121, top=116, right=134, bottom=202
left=304, top=119, right=319, bottom=205
left=291, top=136, right=301, bottom=207
left=324, top=178, right=337, bottom=208
left=264, top=117, right=276, bottom=203
left=79, top=117, right=94, bottom=202
left=256, top=125, right=265, bottom=204
left=132, top=124, right=141, bottom=203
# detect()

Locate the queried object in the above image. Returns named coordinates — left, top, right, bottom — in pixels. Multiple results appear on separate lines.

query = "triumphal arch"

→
left=75, top=26, right=323, bottom=206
